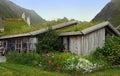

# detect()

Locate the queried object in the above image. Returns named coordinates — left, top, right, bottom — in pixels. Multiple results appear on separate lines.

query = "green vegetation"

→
left=118, top=27, right=120, bottom=32
left=0, top=19, right=45, bottom=36
left=0, top=62, right=68, bottom=76
left=3, top=57, right=120, bottom=76
left=89, top=68, right=120, bottom=76
left=94, top=36, right=120, bottom=65
left=0, top=19, right=67, bottom=36
left=56, top=22, right=99, bottom=33
left=0, top=62, right=120, bottom=76
left=6, top=50, right=107, bottom=75
left=36, top=28, right=64, bottom=54
left=7, top=51, right=40, bottom=66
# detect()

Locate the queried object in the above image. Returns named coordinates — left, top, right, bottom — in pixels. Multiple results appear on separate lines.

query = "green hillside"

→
left=92, top=0, right=120, bottom=27
left=0, top=0, right=45, bottom=25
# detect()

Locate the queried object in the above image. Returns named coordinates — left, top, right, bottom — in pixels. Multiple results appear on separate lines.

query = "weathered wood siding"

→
left=62, top=28, right=105, bottom=55
left=0, top=37, right=37, bottom=52
left=82, top=28, right=105, bottom=55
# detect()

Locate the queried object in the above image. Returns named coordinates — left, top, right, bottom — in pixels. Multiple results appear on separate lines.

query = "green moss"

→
left=56, top=22, right=99, bottom=33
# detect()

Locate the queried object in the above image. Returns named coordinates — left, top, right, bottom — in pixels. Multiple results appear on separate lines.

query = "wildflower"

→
left=56, top=64, right=60, bottom=69
left=48, top=60, right=52, bottom=64
left=64, top=57, right=100, bottom=73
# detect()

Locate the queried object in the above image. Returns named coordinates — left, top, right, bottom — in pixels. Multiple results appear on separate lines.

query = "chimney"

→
left=0, top=17, right=4, bottom=32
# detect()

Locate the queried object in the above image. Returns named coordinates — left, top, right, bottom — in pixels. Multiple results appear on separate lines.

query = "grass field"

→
left=0, top=62, right=68, bottom=76
left=0, top=62, right=120, bottom=76
left=89, top=68, right=120, bottom=76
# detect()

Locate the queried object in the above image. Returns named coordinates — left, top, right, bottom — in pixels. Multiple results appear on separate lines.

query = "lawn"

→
left=89, top=68, right=120, bottom=76
left=0, top=62, right=120, bottom=76
left=0, top=62, right=68, bottom=76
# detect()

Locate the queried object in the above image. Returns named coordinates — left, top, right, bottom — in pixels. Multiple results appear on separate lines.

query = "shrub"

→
left=94, top=36, right=120, bottom=65
left=38, top=52, right=104, bottom=75
left=36, top=28, right=64, bottom=54
left=62, top=56, right=104, bottom=74
left=7, top=51, right=40, bottom=66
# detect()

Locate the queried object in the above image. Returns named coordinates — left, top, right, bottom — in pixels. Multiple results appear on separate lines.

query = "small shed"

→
left=59, top=21, right=120, bottom=55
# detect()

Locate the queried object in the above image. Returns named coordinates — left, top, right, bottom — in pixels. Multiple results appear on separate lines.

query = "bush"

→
left=38, top=52, right=104, bottom=75
left=36, top=28, right=64, bottom=54
left=7, top=51, right=40, bottom=66
left=94, top=36, right=120, bottom=65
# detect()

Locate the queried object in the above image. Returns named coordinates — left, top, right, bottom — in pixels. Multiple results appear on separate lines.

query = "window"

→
left=7, top=39, right=15, bottom=51
left=16, top=39, right=22, bottom=52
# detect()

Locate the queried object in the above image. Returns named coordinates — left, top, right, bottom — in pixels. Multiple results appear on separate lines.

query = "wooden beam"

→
left=20, top=39, right=23, bottom=52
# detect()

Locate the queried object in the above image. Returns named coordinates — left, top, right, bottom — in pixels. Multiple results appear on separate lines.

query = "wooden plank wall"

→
left=0, top=37, right=37, bottom=52
left=63, top=28, right=105, bottom=55
left=82, top=28, right=105, bottom=55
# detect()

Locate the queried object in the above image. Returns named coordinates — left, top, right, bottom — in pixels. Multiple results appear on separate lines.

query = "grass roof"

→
left=0, top=19, right=101, bottom=36
left=0, top=19, right=66, bottom=36
left=56, top=22, right=100, bottom=33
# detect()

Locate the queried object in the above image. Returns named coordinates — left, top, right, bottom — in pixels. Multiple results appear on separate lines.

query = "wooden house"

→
left=0, top=21, right=119, bottom=55
left=59, top=21, right=120, bottom=55
left=0, top=21, right=78, bottom=53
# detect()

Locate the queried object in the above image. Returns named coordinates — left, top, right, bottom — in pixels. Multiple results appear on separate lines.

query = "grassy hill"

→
left=0, top=0, right=45, bottom=25
left=92, top=0, right=120, bottom=27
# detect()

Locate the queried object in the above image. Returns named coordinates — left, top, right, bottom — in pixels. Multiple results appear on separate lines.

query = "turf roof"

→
left=56, top=22, right=100, bottom=33
left=0, top=19, right=65, bottom=36
left=0, top=19, right=100, bottom=36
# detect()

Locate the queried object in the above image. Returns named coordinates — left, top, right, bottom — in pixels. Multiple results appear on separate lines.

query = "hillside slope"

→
left=92, top=0, right=120, bottom=27
left=0, top=0, right=45, bottom=25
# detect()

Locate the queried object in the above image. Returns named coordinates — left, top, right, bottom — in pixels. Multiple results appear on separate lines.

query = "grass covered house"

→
left=0, top=19, right=119, bottom=55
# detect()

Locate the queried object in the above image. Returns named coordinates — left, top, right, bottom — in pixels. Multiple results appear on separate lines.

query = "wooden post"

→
left=6, top=40, right=8, bottom=51
left=20, top=39, right=23, bottom=52
left=27, top=38, right=29, bottom=52
left=15, top=39, right=17, bottom=50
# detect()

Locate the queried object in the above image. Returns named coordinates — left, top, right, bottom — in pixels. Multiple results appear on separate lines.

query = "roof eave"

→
left=107, top=22, right=120, bottom=37
left=81, top=21, right=110, bottom=35
left=59, top=31, right=83, bottom=36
